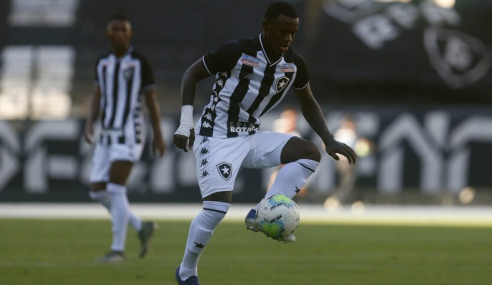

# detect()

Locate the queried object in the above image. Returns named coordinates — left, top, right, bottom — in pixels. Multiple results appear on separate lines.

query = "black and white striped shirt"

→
left=94, top=47, right=154, bottom=145
left=197, top=34, right=309, bottom=138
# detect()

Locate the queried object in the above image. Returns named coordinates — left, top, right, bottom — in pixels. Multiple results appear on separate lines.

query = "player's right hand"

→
left=174, top=128, right=195, bottom=152
left=84, top=124, right=94, bottom=144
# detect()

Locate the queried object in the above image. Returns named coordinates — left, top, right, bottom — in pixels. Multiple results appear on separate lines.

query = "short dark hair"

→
left=107, top=14, right=131, bottom=25
left=264, top=2, right=298, bottom=21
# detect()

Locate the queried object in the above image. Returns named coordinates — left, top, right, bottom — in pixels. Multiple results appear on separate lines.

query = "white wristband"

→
left=174, top=105, right=194, bottom=137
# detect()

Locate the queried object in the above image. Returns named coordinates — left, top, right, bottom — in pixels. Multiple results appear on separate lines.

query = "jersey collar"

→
left=259, top=34, right=283, bottom=67
left=112, top=46, right=133, bottom=61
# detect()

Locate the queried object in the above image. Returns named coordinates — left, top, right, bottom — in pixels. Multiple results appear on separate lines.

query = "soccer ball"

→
left=256, top=194, right=300, bottom=240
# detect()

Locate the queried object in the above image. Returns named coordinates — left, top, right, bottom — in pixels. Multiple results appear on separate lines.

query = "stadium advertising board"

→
left=1, top=108, right=491, bottom=202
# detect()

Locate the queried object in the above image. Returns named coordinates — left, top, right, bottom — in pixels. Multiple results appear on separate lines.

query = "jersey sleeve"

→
left=140, top=57, right=155, bottom=91
left=202, top=41, right=242, bottom=75
left=292, top=55, right=309, bottom=90
left=94, top=59, right=100, bottom=86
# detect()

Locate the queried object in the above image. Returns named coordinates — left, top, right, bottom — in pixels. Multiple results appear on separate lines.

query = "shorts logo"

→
left=201, top=170, right=209, bottom=178
left=241, top=54, right=260, bottom=67
left=281, top=63, right=295, bottom=72
left=275, top=76, right=290, bottom=92
left=217, top=162, right=232, bottom=181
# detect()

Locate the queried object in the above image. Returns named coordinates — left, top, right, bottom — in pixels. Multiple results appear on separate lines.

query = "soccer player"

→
left=84, top=15, right=166, bottom=263
left=173, top=2, right=357, bottom=284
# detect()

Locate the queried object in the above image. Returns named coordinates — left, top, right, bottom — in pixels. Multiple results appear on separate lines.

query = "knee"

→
left=281, top=137, right=321, bottom=164
left=303, top=142, right=321, bottom=162
left=90, top=182, right=106, bottom=192
left=203, top=191, right=233, bottom=204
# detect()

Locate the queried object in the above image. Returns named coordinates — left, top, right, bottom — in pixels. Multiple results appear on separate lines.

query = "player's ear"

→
left=104, top=23, right=111, bottom=38
left=127, top=22, right=133, bottom=38
left=262, top=19, right=269, bottom=32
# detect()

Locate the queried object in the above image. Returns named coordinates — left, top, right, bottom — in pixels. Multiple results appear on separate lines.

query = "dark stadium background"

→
left=1, top=0, right=491, bottom=205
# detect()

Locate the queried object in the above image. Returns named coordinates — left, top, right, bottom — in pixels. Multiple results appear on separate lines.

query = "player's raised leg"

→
left=245, top=136, right=320, bottom=242
left=268, top=137, right=320, bottom=198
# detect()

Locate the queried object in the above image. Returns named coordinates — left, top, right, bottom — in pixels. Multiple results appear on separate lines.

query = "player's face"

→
left=105, top=20, right=132, bottom=49
left=263, top=15, right=299, bottom=55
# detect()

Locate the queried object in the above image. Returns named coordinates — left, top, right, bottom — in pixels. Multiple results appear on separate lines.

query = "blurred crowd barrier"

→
left=0, top=0, right=491, bottom=119
left=1, top=108, right=492, bottom=204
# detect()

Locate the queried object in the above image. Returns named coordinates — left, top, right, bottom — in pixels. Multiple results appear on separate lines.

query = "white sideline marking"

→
left=1, top=203, right=492, bottom=227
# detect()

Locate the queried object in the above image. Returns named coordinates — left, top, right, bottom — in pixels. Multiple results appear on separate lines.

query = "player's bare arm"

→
left=174, top=59, right=211, bottom=152
left=294, top=84, right=357, bottom=164
left=144, top=89, right=166, bottom=157
left=84, top=85, right=102, bottom=144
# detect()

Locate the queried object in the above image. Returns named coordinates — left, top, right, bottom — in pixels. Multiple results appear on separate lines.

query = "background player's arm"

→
left=174, top=59, right=212, bottom=152
left=138, top=55, right=165, bottom=156
left=84, top=85, right=101, bottom=144
left=294, top=84, right=357, bottom=164
left=144, top=89, right=166, bottom=157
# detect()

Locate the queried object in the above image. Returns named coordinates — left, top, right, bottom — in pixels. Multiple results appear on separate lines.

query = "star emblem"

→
left=194, top=241, right=206, bottom=249
left=217, top=162, right=233, bottom=181
left=275, top=76, right=290, bottom=92
left=220, top=165, right=230, bottom=175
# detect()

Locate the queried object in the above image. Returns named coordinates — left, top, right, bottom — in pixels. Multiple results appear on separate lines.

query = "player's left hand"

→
left=153, top=137, right=166, bottom=157
left=84, top=123, right=94, bottom=144
left=324, top=138, right=357, bottom=165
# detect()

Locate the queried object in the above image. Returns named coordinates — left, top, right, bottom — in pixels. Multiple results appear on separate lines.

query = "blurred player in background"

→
left=272, top=106, right=300, bottom=137
left=325, top=115, right=373, bottom=211
left=173, top=2, right=356, bottom=284
left=84, top=15, right=166, bottom=263
left=329, top=115, right=359, bottom=204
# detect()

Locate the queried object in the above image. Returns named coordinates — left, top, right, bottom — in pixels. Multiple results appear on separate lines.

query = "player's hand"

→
left=84, top=123, right=94, bottom=144
left=153, top=136, right=167, bottom=157
left=174, top=128, right=195, bottom=152
left=324, top=137, right=357, bottom=165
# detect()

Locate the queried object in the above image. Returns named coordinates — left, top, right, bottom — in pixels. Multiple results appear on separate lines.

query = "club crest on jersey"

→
left=217, top=162, right=232, bottom=181
left=281, top=63, right=295, bottom=72
left=123, top=67, right=134, bottom=81
left=275, top=76, right=290, bottom=92
left=241, top=54, right=260, bottom=67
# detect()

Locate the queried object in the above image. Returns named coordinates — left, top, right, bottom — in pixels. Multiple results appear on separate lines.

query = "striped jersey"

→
left=94, top=47, right=155, bottom=145
left=197, top=34, right=309, bottom=138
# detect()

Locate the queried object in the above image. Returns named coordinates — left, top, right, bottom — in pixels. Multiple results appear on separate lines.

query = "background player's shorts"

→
left=194, top=131, right=293, bottom=198
left=89, top=143, right=144, bottom=183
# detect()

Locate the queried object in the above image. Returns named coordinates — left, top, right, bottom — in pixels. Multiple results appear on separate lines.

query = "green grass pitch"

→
left=0, top=219, right=491, bottom=285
